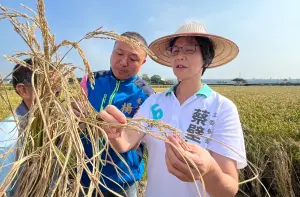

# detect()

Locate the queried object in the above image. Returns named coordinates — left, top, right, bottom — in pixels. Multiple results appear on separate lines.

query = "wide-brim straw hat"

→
left=149, top=22, right=239, bottom=68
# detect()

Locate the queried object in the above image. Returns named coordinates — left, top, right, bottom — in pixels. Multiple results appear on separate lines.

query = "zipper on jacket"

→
left=100, top=94, right=107, bottom=111
left=108, top=80, right=120, bottom=105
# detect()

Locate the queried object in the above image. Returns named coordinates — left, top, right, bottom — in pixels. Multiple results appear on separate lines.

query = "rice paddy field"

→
left=1, top=85, right=300, bottom=196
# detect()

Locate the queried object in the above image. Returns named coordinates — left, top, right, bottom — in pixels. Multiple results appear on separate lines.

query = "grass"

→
left=0, top=88, right=21, bottom=120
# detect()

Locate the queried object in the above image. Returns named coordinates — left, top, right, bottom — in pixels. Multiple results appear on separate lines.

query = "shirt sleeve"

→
left=207, top=99, right=247, bottom=169
left=80, top=74, right=88, bottom=96
left=0, top=116, right=18, bottom=185
left=0, top=116, right=18, bottom=147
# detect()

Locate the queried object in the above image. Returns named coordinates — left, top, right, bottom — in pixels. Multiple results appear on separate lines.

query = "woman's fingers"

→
left=165, top=153, right=189, bottom=182
left=165, top=142, right=201, bottom=181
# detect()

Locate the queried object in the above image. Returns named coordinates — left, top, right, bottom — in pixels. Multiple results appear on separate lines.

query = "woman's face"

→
left=169, top=36, right=204, bottom=81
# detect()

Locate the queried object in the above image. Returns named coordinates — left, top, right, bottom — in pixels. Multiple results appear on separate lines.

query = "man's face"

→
left=110, top=41, right=146, bottom=80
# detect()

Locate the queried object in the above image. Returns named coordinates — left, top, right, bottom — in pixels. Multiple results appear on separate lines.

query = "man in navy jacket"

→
left=79, top=32, right=154, bottom=197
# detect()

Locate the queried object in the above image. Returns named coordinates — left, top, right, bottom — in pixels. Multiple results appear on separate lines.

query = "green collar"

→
left=166, top=83, right=212, bottom=98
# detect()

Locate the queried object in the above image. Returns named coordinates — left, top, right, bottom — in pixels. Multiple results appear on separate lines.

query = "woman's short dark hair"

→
left=169, top=36, right=215, bottom=75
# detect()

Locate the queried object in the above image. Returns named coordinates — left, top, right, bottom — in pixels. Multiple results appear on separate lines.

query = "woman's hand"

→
left=165, top=135, right=216, bottom=182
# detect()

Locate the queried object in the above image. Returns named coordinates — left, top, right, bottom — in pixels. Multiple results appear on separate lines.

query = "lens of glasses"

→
left=183, top=45, right=196, bottom=54
left=167, top=44, right=196, bottom=56
left=167, top=47, right=178, bottom=56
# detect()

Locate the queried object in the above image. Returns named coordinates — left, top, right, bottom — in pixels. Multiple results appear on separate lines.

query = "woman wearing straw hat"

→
left=98, top=22, right=247, bottom=197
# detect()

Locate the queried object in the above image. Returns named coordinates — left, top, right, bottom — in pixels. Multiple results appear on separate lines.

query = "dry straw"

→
left=0, top=1, right=264, bottom=196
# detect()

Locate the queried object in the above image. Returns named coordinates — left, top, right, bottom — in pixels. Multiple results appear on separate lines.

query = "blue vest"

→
left=80, top=69, right=154, bottom=192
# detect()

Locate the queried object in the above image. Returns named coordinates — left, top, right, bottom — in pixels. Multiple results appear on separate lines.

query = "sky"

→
left=0, top=0, right=299, bottom=80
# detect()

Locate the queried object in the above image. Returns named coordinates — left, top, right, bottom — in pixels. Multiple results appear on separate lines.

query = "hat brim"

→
left=148, top=32, right=239, bottom=68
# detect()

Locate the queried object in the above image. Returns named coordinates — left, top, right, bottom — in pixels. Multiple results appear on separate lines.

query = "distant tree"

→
left=160, top=80, right=166, bottom=85
left=141, top=74, right=150, bottom=83
left=151, top=75, right=162, bottom=84
left=232, top=78, right=247, bottom=85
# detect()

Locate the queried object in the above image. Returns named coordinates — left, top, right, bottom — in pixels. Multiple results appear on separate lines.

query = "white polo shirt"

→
left=134, top=84, right=247, bottom=197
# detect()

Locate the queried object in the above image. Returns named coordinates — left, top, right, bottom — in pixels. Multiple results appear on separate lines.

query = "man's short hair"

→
left=12, top=58, right=35, bottom=89
left=120, top=31, right=148, bottom=47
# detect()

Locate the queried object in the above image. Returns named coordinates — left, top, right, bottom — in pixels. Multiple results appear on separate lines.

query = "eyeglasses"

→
left=167, top=44, right=199, bottom=56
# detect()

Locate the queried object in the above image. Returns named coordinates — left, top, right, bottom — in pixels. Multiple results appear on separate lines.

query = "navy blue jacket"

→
left=80, top=69, right=154, bottom=192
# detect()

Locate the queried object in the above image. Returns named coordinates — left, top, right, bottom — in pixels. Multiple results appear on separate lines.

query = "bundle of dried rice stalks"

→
left=0, top=1, right=262, bottom=197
